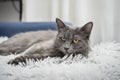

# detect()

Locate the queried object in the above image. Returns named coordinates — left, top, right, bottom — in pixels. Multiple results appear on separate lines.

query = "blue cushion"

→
left=0, top=22, right=72, bottom=37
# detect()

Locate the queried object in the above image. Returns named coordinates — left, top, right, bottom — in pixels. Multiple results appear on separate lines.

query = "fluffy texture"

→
left=0, top=37, right=120, bottom=80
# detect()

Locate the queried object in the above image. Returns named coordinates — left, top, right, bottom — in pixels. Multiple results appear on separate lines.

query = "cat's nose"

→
left=64, top=47, right=69, bottom=51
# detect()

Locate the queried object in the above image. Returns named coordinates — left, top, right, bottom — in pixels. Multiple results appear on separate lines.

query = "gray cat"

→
left=0, top=18, right=93, bottom=65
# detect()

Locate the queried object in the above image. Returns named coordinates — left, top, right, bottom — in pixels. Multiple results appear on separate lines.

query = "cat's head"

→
left=54, top=18, right=93, bottom=56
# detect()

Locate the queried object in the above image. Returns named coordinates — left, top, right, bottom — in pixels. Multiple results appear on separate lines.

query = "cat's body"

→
left=0, top=18, right=93, bottom=65
left=0, top=30, right=57, bottom=55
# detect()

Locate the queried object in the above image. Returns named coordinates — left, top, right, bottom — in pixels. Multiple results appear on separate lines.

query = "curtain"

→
left=22, top=0, right=120, bottom=45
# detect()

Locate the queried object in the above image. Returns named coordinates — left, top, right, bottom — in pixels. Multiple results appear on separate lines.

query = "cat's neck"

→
left=47, top=45, right=65, bottom=58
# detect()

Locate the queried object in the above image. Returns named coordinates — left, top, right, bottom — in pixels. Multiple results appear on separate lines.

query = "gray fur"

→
left=0, top=30, right=57, bottom=55
left=0, top=18, right=93, bottom=65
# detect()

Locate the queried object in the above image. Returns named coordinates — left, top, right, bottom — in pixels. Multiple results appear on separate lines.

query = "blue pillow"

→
left=0, top=22, right=72, bottom=37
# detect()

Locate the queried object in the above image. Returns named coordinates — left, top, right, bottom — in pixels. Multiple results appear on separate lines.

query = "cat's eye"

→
left=73, top=39, right=79, bottom=44
left=60, top=37, right=66, bottom=41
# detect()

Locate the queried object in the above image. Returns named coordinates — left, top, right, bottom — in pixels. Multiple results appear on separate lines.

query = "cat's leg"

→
left=0, top=39, right=29, bottom=55
left=7, top=39, right=56, bottom=65
left=0, top=45, right=29, bottom=56
left=7, top=52, right=52, bottom=65
left=0, top=38, right=43, bottom=56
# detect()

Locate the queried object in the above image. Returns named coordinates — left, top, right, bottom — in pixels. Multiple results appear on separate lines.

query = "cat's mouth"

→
left=59, top=48, right=73, bottom=55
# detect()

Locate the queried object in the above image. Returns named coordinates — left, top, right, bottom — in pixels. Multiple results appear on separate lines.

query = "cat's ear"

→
left=56, top=18, right=66, bottom=32
left=81, top=22, right=93, bottom=39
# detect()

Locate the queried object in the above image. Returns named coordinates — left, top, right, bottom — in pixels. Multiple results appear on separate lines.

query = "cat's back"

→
left=12, top=30, right=57, bottom=41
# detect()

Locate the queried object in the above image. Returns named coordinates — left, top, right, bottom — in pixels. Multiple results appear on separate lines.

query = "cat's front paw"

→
left=8, top=56, right=26, bottom=65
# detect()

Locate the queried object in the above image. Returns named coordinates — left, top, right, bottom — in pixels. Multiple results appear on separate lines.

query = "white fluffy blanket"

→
left=0, top=37, right=120, bottom=80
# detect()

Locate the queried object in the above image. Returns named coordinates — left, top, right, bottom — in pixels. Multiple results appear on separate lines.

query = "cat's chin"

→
left=62, top=51, right=72, bottom=55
